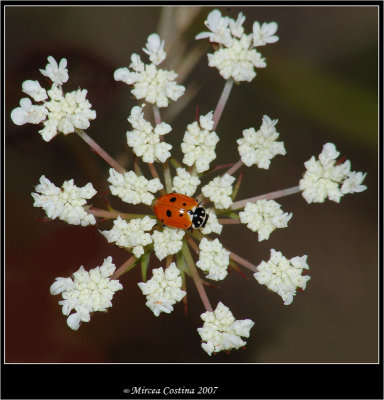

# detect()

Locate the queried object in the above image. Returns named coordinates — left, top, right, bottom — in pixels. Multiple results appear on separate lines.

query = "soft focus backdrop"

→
left=5, top=6, right=378, bottom=363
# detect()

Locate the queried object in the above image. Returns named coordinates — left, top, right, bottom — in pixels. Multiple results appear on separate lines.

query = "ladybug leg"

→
left=187, top=226, right=194, bottom=233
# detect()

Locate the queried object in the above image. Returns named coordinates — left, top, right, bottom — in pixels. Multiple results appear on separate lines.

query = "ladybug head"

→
left=192, top=206, right=209, bottom=229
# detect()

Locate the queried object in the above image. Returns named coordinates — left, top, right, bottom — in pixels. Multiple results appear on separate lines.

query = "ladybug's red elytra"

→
left=153, top=193, right=209, bottom=230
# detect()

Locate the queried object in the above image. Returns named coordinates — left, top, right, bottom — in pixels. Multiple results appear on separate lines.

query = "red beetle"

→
left=153, top=193, right=209, bottom=230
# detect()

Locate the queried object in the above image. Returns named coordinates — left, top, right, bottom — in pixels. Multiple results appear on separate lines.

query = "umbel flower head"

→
left=50, top=257, right=123, bottom=330
left=198, top=302, right=255, bottom=356
left=138, top=262, right=186, bottom=316
left=254, top=249, right=310, bottom=305
left=11, top=56, right=96, bottom=142
left=114, top=33, right=185, bottom=108
left=299, top=142, right=367, bottom=203
left=196, top=9, right=279, bottom=82
left=12, top=9, right=367, bottom=357
left=31, top=175, right=97, bottom=226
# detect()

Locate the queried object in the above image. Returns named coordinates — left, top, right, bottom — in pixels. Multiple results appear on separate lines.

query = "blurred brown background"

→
left=5, top=6, right=378, bottom=363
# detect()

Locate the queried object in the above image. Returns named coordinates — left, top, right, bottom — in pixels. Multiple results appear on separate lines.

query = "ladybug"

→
left=153, top=193, right=209, bottom=231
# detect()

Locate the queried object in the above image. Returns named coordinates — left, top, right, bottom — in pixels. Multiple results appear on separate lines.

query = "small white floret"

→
left=195, top=9, right=232, bottom=46
left=39, top=56, right=69, bottom=85
left=252, top=21, right=279, bottom=47
left=142, top=33, right=166, bottom=66
left=22, top=80, right=48, bottom=102
left=11, top=97, right=48, bottom=126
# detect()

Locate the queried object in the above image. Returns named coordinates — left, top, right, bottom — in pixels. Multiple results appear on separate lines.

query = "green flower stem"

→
left=188, top=165, right=196, bottom=176
left=213, top=78, right=234, bottom=131
left=186, top=234, right=199, bottom=253
left=111, top=254, right=138, bottom=280
left=229, top=251, right=258, bottom=273
left=231, top=170, right=243, bottom=201
left=182, top=240, right=213, bottom=312
left=151, top=106, right=172, bottom=193
left=153, top=105, right=161, bottom=125
left=148, top=163, right=166, bottom=195
left=231, top=185, right=301, bottom=210
left=133, top=156, right=142, bottom=176
left=87, top=208, right=148, bottom=220
left=165, top=254, right=173, bottom=268
left=218, top=218, right=241, bottom=224
left=169, top=157, right=183, bottom=169
left=192, top=230, right=204, bottom=241
left=226, top=159, right=243, bottom=176
left=76, top=129, right=126, bottom=174
left=210, top=162, right=237, bottom=173
left=163, top=160, right=173, bottom=193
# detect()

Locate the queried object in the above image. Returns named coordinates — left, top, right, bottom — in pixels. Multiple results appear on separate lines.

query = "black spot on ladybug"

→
left=169, top=197, right=176, bottom=202
left=182, top=202, right=186, bottom=206
left=179, top=213, right=183, bottom=217
left=161, top=219, right=164, bottom=222
left=166, top=210, right=172, bottom=217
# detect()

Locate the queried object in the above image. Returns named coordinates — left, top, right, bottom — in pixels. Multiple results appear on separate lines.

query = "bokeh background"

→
left=5, top=6, right=378, bottom=364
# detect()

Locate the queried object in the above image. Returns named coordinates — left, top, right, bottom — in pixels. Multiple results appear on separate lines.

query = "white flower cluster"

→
left=11, top=56, right=96, bottom=142
left=196, top=238, right=230, bottom=281
left=197, top=302, right=255, bottom=356
left=237, top=115, right=286, bottom=169
left=201, top=209, right=223, bottom=235
left=172, top=168, right=201, bottom=197
left=101, top=216, right=157, bottom=258
left=114, top=33, right=185, bottom=108
left=108, top=168, right=163, bottom=205
left=152, top=227, right=185, bottom=261
left=32, top=175, right=96, bottom=226
left=202, top=173, right=235, bottom=209
left=239, top=200, right=292, bottom=241
left=254, top=249, right=310, bottom=305
left=181, top=112, right=219, bottom=173
left=126, top=105, right=172, bottom=163
left=299, top=143, right=367, bottom=203
left=196, top=10, right=278, bottom=82
left=138, top=262, right=186, bottom=316
left=50, top=257, right=123, bottom=330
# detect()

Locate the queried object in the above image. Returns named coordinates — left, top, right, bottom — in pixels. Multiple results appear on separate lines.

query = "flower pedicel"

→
left=11, top=10, right=367, bottom=356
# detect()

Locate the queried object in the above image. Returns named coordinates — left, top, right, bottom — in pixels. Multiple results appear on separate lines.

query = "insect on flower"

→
left=153, top=193, right=209, bottom=231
